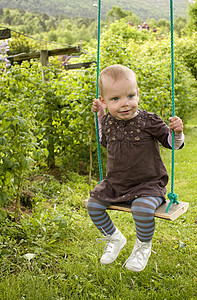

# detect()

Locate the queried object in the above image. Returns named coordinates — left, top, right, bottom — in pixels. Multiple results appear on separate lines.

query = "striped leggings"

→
left=87, top=196, right=163, bottom=242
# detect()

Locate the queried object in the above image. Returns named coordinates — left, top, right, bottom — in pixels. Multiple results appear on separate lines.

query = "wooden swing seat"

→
left=84, top=199, right=189, bottom=221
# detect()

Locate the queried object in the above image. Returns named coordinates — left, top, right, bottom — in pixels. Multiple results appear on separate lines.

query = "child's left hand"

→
left=169, top=116, right=183, bottom=134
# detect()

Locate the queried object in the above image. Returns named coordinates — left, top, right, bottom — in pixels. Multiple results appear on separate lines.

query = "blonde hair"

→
left=98, top=64, right=137, bottom=97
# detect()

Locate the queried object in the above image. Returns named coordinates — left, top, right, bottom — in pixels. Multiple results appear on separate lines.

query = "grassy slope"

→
left=0, top=113, right=196, bottom=299
left=0, top=0, right=188, bottom=20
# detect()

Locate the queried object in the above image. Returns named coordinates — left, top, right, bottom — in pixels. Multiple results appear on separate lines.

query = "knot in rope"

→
left=166, top=192, right=179, bottom=212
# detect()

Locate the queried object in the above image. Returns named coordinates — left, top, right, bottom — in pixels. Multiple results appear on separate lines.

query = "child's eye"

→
left=112, top=97, right=119, bottom=101
left=128, top=94, right=134, bottom=99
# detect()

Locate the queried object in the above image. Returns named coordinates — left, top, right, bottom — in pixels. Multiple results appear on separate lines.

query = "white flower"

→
left=23, top=253, right=36, bottom=261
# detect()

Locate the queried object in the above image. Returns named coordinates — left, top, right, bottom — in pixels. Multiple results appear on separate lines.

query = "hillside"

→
left=0, top=0, right=189, bottom=21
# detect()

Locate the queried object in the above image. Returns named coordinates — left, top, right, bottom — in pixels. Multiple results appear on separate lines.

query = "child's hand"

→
left=92, top=98, right=106, bottom=118
left=169, top=116, right=183, bottom=134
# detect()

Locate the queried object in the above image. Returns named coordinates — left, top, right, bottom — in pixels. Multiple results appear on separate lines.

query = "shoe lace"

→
left=96, top=235, right=114, bottom=254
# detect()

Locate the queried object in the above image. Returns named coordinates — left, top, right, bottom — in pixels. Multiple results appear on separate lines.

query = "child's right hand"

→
left=92, top=98, right=106, bottom=118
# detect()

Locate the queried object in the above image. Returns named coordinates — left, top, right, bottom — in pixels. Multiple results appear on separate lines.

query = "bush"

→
left=1, top=26, right=197, bottom=204
left=176, top=33, right=197, bottom=80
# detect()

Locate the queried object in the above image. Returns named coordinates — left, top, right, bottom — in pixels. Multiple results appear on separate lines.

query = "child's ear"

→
left=99, top=96, right=107, bottom=109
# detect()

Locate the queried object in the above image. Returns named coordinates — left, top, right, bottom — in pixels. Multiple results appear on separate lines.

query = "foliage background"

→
left=0, top=0, right=188, bottom=20
left=1, top=8, right=197, bottom=204
left=0, top=2, right=197, bottom=299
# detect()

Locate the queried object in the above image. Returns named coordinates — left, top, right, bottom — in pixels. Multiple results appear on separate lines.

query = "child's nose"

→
left=122, top=98, right=130, bottom=106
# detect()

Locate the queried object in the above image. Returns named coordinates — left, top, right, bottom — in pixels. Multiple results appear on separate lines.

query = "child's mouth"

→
left=121, top=110, right=130, bottom=114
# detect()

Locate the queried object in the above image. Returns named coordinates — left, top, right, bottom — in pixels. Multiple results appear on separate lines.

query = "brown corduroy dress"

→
left=90, top=110, right=173, bottom=203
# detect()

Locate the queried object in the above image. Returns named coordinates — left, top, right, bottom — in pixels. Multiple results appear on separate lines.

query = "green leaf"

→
left=0, top=209, right=7, bottom=222
left=0, top=137, right=7, bottom=145
left=0, top=191, right=8, bottom=205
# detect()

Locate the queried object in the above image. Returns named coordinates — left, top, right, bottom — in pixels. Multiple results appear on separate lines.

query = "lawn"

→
left=0, top=112, right=196, bottom=300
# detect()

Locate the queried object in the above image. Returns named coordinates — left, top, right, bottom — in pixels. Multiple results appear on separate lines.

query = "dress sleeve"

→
left=146, top=113, right=171, bottom=148
left=168, top=131, right=185, bottom=149
left=98, top=117, right=102, bottom=143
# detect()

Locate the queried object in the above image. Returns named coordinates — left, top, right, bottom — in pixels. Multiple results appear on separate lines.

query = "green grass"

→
left=0, top=114, right=197, bottom=299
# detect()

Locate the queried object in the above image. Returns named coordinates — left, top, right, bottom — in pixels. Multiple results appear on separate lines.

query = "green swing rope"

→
left=94, top=0, right=179, bottom=211
left=95, top=0, right=103, bottom=182
left=166, top=0, right=179, bottom=212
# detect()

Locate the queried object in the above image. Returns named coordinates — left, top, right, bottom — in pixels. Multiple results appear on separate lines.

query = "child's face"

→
left=100, top=74, right=139, bottom=121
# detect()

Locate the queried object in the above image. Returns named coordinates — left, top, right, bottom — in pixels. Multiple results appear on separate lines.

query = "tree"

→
left=107, top=6, right=132, bottom=22
left=156, top=19, right=170, bottom=34
left=3, top=8, right=12, bottom=25
left=187, top=0, right=197, bottom=34
left=174, top=17, right=187, bottom=37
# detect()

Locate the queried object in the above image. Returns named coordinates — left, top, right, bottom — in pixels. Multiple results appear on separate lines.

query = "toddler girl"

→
left=87, top=64, right=184, bottom=272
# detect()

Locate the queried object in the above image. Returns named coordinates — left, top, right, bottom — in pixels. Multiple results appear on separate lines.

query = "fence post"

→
left=40, top=50, right=49, bottom=82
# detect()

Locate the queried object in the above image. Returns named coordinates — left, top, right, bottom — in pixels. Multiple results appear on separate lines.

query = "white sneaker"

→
left=97, top=228, right=127, bottom=265
left=124, top=238, right=152, bottom=272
